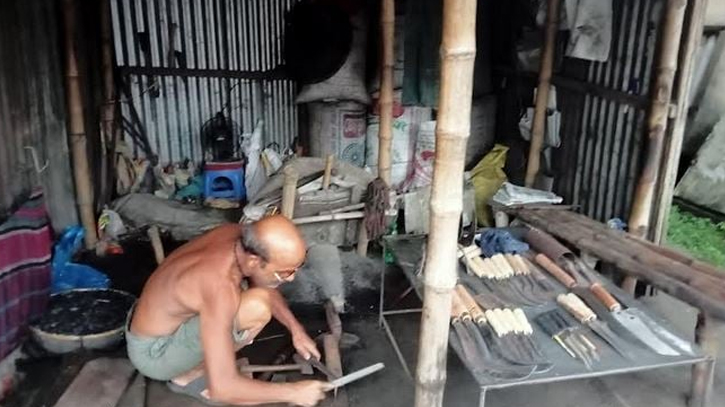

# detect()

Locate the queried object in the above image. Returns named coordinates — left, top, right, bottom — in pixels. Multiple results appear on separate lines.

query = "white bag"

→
left=242, top=120, right=267, bottom=199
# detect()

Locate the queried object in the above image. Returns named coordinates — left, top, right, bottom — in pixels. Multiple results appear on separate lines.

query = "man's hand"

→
left=292, top=329, right=321, bottom=360
left=287, top=380, right=330, bottom=407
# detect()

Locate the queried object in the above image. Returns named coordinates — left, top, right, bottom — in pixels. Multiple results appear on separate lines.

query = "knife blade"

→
left=583, top=282, right=680, bottom=356
left=327, top=363, right=385, bottom=389
left=307, top=356, right=341, bottom=379
left=557, top=293, right=633, bottom=360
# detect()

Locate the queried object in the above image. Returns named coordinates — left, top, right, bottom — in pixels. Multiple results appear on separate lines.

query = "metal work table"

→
left=378, top=234, right=714, bottom=407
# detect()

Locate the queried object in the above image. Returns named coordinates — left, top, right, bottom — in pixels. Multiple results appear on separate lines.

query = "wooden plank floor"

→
left=53, top=358, right=135, bottom=407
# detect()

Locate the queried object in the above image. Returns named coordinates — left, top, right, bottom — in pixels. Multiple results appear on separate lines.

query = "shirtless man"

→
left=126, top=215, right=330, bottom=406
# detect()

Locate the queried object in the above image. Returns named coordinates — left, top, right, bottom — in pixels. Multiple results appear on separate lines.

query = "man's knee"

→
left=235, top=288, right=272, bottom=330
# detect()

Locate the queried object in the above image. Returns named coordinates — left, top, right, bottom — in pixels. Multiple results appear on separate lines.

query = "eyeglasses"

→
left=273, top=267, right=300, bottom=282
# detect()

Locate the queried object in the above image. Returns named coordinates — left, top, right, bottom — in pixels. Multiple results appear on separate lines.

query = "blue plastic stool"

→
left=203, top=161, right=246, bottom=201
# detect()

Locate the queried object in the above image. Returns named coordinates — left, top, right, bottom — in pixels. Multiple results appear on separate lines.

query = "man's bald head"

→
left=240, top=215, right=306, bottom=269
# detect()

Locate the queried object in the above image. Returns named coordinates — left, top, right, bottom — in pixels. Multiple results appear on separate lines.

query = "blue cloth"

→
left=478, top=229, right=530, bottom=257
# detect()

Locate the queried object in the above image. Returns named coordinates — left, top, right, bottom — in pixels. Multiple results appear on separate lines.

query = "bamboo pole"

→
left=62, top=0, right=98, bottom=249
left=377, top=0, right=394, bottom=186
left=99, top=0, right=116, bottom=207
left=653, top=0, right=709, bottom=244
left=414, top=1, right=477, bottom=406
left=624, top=0, right=687, bottom=294
left=524, top=0, right=561, bottom=188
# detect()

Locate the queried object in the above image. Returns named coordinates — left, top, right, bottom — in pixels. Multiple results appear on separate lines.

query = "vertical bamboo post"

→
left=281, top=166, right=298, bottom=219
left=524, top=0, right=561, bottom=188
left=99, top=0, right=116, bottom=206
left=624, top=0, right=687, bottom=294
left=414, top=1, right=477, bottom=406
left=62, top=0, right=98, bottom=249
left=378, top=0, right=395, bottom=186
left=653, top=0, right=709, bottom=244
left=689, top=312, right=722, bottom=407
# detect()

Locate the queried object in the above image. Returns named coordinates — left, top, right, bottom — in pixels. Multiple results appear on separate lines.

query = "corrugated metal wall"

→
left=111, top=0, right=299, bottom=165
left=553, top=0, right=663, bottom=222
left=0, top=0, right=77, bottom=230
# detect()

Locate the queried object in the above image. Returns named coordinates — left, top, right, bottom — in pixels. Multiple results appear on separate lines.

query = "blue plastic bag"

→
left=51, top=226, right=110, bottom=293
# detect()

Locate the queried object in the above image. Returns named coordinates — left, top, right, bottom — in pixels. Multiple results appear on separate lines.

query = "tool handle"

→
left=557, top=293, right=596, bottom=323
left=451, top=290, right=469, bottom=322
left=589, top=283, right=622, bottom=312
left=457, top=245, right=482, bottom=277
left=450, top=291, right=468, bottom=321
left=493, top=309, right=513, bottom=335
left=512, top=254, right=531, bottom=275
left=484, top=310, right=506, bottom=337
left=455, top=285, right=486, bottom=323
left=470, top=257, right=488, bottom=278
left=502, top=309, right=523, bottom=334
left=535, top=254, right=576, bottom=288
left=491, top=254, right=514, bottom=278
left=504, top=254, right=522, bottom=275
left=513, top=308, right=534, bottom=335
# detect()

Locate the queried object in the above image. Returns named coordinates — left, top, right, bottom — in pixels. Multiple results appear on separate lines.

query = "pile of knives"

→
left=526, top=228, right=694, bottom=360
left=448, top=285, right=551, bottom=382
left=457, top=245, right=557, bottom=307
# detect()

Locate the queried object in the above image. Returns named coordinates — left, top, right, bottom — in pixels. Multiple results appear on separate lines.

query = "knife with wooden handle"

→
left=535, top=254, right=576, bottom=288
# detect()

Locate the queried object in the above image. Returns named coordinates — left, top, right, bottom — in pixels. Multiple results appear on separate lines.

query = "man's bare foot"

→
left=171, top=364, right=206, bottom=387
left=170, top=359, right=249, bottom=400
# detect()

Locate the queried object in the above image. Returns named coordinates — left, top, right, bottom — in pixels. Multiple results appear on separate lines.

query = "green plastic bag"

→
left=470, top=144, right=508, bottom=226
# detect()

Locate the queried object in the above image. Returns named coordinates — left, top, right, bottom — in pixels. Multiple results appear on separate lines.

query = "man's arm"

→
left=264, top=288, right=321, bottom=360
left=199, top=281, right=325, bottom=405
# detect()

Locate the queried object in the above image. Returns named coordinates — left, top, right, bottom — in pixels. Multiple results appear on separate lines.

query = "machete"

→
left=535, top=253, right=680, bottom=356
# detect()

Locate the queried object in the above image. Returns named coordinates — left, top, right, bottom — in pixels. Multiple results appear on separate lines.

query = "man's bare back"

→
left=126, top=217, right=329, bottom=406
left=131, top=224, right=243, bottom=338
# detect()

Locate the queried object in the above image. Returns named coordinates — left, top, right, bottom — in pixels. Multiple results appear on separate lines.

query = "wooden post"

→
left=624, top=0, right=687, bottom=294
left=653, top=0, right=709, bottom=244
left=147, top=225, right=165, bottom=265
left=524, top=0, right=561, bottom=187
left=689, top=312, right=722, bottom=407
left=322, top=154, right=335, bottom=190
left=99, top=0, right=116, bottom=207
left=414, top=1, right=477, bottom=406
left=281, top=166, right=298, bottom=219
left=62, top=0, right=98, bottom=249
left=378, top=0, right=395, bottom=186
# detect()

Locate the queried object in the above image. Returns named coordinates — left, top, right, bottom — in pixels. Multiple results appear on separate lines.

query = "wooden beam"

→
left=118, top=65, right=288, bottom=81
left=524, top=0, right=561, bottom=187
left=493, top=66, right=649, bottom=108
left=414, top=0, right=477, bottom=406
